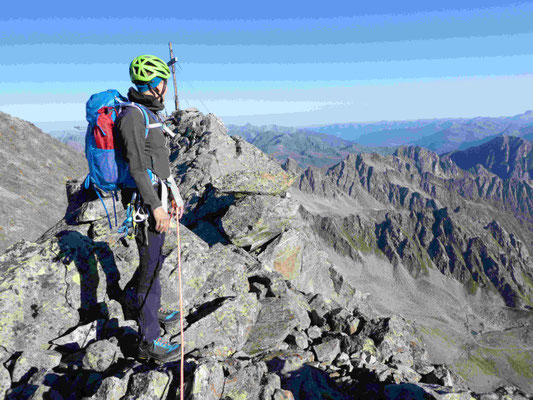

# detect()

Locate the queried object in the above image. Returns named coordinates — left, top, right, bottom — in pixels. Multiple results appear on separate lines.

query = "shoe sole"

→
left=159, top=319, right=181, bottom=327
left=137, top=353, right=181, bottom=364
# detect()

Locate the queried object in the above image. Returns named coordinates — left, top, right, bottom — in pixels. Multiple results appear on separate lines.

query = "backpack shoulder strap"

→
left=118, top=102, right=151, bottom=139
left=131, top=103, right=177, bottom=139
left=119, top=102, right=176, bottom=139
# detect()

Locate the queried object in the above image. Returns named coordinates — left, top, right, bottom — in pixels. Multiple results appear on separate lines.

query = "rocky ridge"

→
left=0, top=111, right=87, bottom=253
left=0, top=109, right=531, bottom=399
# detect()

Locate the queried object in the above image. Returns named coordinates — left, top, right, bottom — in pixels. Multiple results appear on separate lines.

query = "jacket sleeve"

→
left=115, top=108, right=162, bottom=210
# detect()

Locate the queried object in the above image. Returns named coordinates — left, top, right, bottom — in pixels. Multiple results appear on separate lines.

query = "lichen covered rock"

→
left=176, top=293, right=260, bottom=356
left=189, top=362, right=224, bottom=400
left=123, top=370, right=170, bottom=400
left=221, top=362, right=268, bottom=400
left=82, top=338, right=122, bottom=372
left=243, top=297, right=298, bottom=355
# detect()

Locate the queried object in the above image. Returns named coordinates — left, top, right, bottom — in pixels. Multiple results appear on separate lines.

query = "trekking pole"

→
left=174, top=202, right=185, bottom=400
left=168, top=42, right=179, bottom=112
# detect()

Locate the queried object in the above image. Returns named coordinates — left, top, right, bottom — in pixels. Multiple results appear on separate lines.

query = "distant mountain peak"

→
left=511, top=109, right=533, bottom=121
left=445, top=135, right=533, bottom=181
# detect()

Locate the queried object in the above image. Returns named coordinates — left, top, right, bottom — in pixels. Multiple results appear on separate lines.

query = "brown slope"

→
left=0, top=111, right=87, bottom=253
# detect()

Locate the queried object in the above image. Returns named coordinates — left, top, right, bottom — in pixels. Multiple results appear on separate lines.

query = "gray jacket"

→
left=115, top=88, right=171, bottom=210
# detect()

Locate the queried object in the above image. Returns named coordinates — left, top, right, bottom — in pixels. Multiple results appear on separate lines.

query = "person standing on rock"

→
left=116, top=54, right=184, bottom=362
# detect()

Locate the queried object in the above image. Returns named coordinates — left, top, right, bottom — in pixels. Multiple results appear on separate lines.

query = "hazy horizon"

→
left=29, top=107, right=533, bottom=133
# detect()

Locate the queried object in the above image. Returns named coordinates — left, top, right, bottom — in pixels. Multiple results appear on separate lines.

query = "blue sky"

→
left=1, top=1, right=533, bottom=128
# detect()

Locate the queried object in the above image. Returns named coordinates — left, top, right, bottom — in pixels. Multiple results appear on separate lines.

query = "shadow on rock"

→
left=279, top=365, right=352, bottom=400
left=55, top=230, right=135, bottom=325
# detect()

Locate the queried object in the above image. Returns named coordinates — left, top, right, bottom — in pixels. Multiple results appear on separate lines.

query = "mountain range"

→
left=45, top=110, right=533, bottom=170
left=309, top=110, right=533, bottom=152
left=227, top=124, right=395, bottom=168
left=0, top=109, right=532, bottom=398
left=226, top=111, right=533, bottom=168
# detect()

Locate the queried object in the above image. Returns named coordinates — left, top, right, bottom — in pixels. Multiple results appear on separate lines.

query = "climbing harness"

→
left=117, top=174, right=183, bottom=241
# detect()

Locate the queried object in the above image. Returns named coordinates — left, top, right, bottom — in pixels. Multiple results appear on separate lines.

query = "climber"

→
left=115, top=54, right=185, bottom=362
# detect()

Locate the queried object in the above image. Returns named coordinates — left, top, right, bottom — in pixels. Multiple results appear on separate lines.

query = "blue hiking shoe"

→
left=158, top=307, right=181, bottom=326
left=137, top=337, right=181, bottom=363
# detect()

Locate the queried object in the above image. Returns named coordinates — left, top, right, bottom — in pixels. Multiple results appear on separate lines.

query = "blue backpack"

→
left=84, top=89, right=155, bottom=229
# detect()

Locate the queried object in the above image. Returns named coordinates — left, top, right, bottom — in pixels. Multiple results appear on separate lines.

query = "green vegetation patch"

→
left=506, top=351, right=533, bottom=379
left=467, top=277, right=479, bottom=295
left=519, top=272, right=533, bottom=307
left=338, top=225, right=381, bottom=256
left=454, top=347, right=533, bottom=381
left=455, top=350, right=498, bottom=379
left=418, top=325, right=457, bottom=347
left=523, top=272, right=533, bottom=291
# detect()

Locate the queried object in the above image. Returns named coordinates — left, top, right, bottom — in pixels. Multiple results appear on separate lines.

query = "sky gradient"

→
left=2, top=1, right=533, bottom=128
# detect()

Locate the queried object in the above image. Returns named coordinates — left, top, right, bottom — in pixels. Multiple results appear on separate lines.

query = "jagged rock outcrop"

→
left=295, top=145, right=533, bottom=310
left=0, top=111, right=87, bottom=253
left=0, top=109, right=531, bottom=399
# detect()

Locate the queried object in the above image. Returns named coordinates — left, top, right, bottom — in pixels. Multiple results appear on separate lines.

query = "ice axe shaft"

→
left=168, top=42, right=179, bottom=112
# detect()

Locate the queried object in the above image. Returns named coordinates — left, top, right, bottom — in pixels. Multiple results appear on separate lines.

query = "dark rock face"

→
left=0, top=109, right=531, bottom=399
left=446, top=135, right=533, bottom=181
left=0, top=111, right=87, bottom=253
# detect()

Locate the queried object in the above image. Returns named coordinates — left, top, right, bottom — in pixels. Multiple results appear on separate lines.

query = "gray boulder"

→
left=314, top=338, right=341, bottom=365
left=258, top=228, right=359, bottom=309
left=12, top=350, right=62, bottom=383
left=222, top=195, right=299, bottom=251
left=82, top=337, right=122, bottom=372
left=243, top=297, right=298, bottom=355
left=84, top=374, right=131, bottom=400
left=51, top=321, right=98, bottom=348
left=221, top=362, right=268, bottom=400
left=368, top=316, right=430, bottom=368
left=174, top=293, right=260, bottom=357
left=123, top=370, right=171, bottom=400
left=171, top=112, right=295, bottom=202
left=307, top=326, right=322, bottom=340
left=161, top=237, right=251, bottom=314
left=257, top=228, right=304, bottom=281
left=189, top=362, right=225, bottom=400
left=0, top=240, right=80, bottom=353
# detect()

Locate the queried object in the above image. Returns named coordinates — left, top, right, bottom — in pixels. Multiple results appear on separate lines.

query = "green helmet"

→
left=129, top=55, right=171, bottom=83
